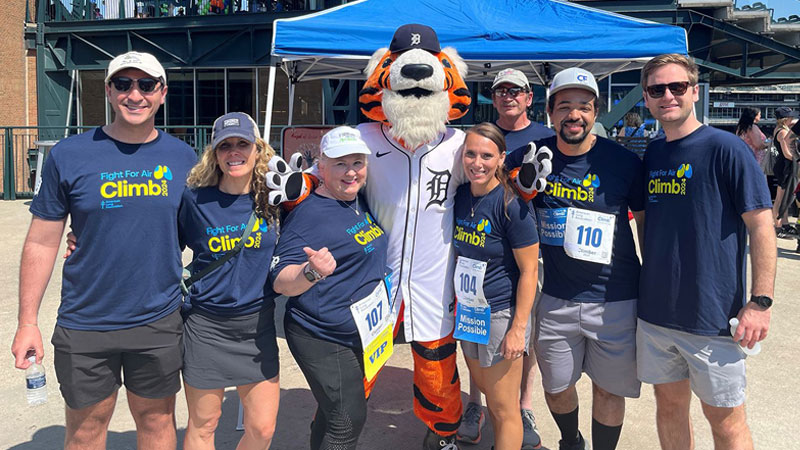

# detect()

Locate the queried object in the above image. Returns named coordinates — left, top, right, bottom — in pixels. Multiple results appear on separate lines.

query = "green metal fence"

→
left=1, top=126, right=212, bottom=200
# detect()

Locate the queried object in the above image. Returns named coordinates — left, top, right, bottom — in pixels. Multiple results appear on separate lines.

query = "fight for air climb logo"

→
left=648, top=163, right=692, bottom=198
left=454, top=217, right=491, bottom=248
left=99, top=165, right=173, bottom=209
left=206, top=217, right=269, bottom=257
left=544, top=172, right=600, bottom=202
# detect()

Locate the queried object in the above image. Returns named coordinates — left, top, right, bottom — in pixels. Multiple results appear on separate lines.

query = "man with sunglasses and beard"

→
left=506, top=68, right=645, bottom=450
left=637, top=54, right=775, bottom=450
left=11, top=51, right=196, bottom=450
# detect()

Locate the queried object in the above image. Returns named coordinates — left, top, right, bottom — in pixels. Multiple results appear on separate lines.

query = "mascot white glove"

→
left=515, top=141, right=553, bottom=194
left=266, top=153, right=307, bottom=206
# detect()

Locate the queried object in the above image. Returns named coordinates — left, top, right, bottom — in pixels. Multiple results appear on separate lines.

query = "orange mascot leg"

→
left=411, top=334, right=461, bottom=437
left=364, top=301, right=461, bottom=436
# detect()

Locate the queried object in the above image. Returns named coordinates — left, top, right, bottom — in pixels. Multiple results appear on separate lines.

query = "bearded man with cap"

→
left=11, top=51, right=196, bottom=449
left=506, top=68, right=645, bottom=450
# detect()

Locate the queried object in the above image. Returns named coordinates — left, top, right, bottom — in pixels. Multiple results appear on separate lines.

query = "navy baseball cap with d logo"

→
left=389, top=24, right=441, bottom=54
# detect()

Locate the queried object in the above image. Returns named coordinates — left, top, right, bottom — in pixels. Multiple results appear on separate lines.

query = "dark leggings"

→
left=285, top=319, right=367, bottom=450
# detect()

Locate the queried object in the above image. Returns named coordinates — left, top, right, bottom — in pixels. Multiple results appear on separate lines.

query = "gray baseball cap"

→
left=211, top=112, right=260, bottom=149
left=492, top=68, right=530, bottom=90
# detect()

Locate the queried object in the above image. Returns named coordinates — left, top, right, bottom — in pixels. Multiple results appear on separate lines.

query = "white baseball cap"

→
left=492, top=68, right=530, bottom=90
left=320, top=126, right=371, bottom=158
left=548, top=67, right=599, bottom=99
left=105, top=51, right=166, bottom=84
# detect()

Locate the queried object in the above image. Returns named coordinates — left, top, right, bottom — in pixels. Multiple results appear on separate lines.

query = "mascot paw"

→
left=516, top=142, right=553, bottom=194
left=266, top=153, right=307, bottom=206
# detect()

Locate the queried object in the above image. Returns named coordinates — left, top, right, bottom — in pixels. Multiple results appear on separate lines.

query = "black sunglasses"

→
left=109, top=77, right=162, bottom=93
left=645, top=81, right=692, bottom=99
left=493, top=87, right=528, bottom=98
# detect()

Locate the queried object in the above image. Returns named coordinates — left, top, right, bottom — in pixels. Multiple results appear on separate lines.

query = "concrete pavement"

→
left=0, top=199, right=796, bottom=449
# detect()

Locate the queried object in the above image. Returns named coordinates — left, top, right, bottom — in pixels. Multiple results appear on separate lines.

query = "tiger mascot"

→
left=267, top=24, right=550, bottom=450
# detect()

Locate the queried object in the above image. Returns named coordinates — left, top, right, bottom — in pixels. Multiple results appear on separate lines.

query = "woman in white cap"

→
left=179, top=112, right=282, bottom=449
left=271, top=126, right=390, bottom=450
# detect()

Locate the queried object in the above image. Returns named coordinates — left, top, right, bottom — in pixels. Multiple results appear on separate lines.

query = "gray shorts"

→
left=52, top=309, right=183, bottom=410
left=534, top=294, right=640, bottom=398
left=183, top=306, right=279, bottom=390
left=636, top=319, right=746, bottom=408
left=461, top=307, right=532, bottom=368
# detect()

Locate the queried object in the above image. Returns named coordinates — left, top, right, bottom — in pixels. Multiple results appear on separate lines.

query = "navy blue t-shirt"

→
left=639, top=125, right=773, bottom=336
left=531, top=136, right=645, bottom=303
left=30, top=128, right=197, bottom=330
left=499, top=121, right=555, bottom=156
left=178, top=187, right=279, bottom=316
left=453, top=184, right=539, bottom=312
left=271, top=192, right=389, bottom=348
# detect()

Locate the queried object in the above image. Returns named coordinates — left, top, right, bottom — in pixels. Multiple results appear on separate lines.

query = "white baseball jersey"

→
left=358, top=122, right=467, bottom=342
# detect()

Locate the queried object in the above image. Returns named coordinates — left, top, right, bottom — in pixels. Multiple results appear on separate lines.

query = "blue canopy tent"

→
left=264, top=0, right=688, bottom=131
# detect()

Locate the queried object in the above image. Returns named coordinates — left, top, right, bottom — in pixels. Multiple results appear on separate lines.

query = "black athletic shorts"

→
left=51, top=308, right=183, bottom=409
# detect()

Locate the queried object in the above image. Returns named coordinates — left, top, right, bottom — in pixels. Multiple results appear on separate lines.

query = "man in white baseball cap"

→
left=526, top=67, right=645, bottom=450
left=12, top=49, right=195, bottom=449
left=104, top=51, right=166, bottom=84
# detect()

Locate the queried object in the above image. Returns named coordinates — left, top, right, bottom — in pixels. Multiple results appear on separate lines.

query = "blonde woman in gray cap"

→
left=178, top=112, right=283, bottom=449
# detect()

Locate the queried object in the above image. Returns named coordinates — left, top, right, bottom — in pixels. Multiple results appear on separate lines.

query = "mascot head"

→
left=358, top=24, right=471, bottom=150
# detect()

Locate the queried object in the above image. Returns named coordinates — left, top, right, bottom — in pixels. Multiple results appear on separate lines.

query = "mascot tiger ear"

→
left=439, top=46, right=469, bottom=121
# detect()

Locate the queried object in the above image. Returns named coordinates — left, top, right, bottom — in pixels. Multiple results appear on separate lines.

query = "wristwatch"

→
left=749, top=295, right=773, bottom=309
left=303, top=263, right=324, bottom=283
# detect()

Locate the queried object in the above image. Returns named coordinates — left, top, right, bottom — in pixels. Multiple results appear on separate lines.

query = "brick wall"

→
left=0, top=0, right=37, bottom=127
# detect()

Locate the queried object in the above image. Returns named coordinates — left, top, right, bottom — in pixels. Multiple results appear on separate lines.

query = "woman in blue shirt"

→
left=179, top=112, right=281, bottom=450
left=453, top=123, right=540, bottom=450
left=271, top=126, right=389, bottom=450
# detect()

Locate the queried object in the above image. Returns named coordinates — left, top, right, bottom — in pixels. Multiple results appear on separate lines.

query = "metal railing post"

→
left=3, top=128, right=17, bottom=200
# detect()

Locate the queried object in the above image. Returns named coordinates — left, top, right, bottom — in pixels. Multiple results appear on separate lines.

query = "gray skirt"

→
left=182, top=306, right=279, bottom=390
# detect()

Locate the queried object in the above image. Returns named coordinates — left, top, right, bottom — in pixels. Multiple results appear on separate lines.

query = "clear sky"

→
left=737, top=0, right=800, bottom=19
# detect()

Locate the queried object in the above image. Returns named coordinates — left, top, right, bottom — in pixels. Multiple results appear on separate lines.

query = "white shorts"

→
left=636, top=319, right=747, bottom=408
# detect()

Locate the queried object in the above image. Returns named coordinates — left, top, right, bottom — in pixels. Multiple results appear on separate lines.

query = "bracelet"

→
left=18, top=323, right=38, bottom=329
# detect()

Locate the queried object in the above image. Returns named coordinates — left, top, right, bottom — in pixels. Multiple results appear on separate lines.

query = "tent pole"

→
left=288, top=81, right=296, bottom=127
left=263, top=65, right=277, bottom=140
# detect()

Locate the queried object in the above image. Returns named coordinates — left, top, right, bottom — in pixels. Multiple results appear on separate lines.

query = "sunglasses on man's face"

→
left=109, top=77, right=162, bottom=93
left=493, top=87, right=528, bottom=98
left=645, top=81, right=692, bottom=99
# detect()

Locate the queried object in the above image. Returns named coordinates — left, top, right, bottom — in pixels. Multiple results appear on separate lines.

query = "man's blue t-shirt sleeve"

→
left=724, top=142, right=773, bottom=215
left=30, top=149, right=69, bottom=220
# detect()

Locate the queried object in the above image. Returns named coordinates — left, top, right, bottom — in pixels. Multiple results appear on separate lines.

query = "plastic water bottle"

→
left=25, top=355, right=47, bottom=406
left=729, top=318, right=761, bottom=356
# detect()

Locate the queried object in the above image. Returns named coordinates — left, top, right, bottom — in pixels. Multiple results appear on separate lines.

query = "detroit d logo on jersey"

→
left=426, top=168, right=450, bottom=209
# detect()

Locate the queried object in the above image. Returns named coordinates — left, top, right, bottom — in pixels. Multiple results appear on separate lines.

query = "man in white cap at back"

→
left=510, top=67, right=645, bottom=450
left=11, top=51, right=196, bottom=449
